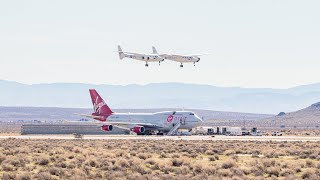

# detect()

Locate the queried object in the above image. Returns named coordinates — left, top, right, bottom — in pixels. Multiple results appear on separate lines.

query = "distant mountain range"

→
left=258, top=102, right=320, bottom=128
left=0, top=107, right=272, bottom=122
left=0, top=80, right=319, bottom=114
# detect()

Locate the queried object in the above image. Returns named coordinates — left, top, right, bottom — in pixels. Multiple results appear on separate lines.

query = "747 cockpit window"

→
left=190, top=113, right=194, bottom=115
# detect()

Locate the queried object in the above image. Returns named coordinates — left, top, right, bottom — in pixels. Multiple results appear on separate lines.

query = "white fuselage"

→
left=123, top=53, right=164, bottom=62
left=106, top=111, right=202, bottom=131
left=163, top=55, right=200, bottom=63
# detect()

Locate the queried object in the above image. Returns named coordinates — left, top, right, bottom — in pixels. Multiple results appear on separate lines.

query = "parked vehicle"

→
left=272, top=131, right=283, bottom=136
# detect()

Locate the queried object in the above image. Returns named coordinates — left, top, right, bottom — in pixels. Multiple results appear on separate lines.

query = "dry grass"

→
left=0, top=139, right=319, bottom=179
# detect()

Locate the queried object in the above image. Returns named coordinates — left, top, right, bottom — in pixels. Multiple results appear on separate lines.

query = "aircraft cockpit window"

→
left=190, top=113, right=194, bottom=115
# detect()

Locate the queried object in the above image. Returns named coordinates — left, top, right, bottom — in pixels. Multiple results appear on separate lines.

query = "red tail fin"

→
left=89, top=89, right=113, bottom=115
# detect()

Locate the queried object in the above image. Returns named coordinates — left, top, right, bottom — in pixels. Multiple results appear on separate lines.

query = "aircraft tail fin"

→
left=152, top=46, right=158, bottom=54
left=118, top=45, right=125, bottom=59
left=89, top=89, right=113, bottom=115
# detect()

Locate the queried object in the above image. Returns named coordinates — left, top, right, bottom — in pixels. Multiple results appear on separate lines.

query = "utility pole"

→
left=243, top=116, right=246, bottom=130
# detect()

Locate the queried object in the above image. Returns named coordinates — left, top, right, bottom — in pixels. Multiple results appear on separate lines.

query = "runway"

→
left=0, top=135, right=320, bottom=142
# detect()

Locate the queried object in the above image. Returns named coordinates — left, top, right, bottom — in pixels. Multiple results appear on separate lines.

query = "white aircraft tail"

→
left=152, top=46, right=158, bottom=54
left=118, top=45, right=125, bottom=60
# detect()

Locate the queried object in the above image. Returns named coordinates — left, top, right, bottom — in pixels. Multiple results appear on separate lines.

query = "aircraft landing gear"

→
left=180, top=63, right=183, bottom=68
left=193, top=62, right=196, bottom=66
left=145, top=63, right=149, bottom=67
left=159, top=61, right=161, bottom=66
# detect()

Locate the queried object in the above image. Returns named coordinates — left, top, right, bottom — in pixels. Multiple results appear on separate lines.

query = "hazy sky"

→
left=1, top=0, right=319, bottom=88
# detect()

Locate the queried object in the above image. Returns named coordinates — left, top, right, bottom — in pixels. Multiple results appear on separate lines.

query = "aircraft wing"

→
left=102, top=122, right=163, bottom=129
left=162, top=53, right=210, bottom=57
left=77, top=114, right=102, bottom=119
left=117, top=51, right=141, bottom=55
left=180, top=53, right=210, bottom=57
left=77, top=113, right=163, bottom=129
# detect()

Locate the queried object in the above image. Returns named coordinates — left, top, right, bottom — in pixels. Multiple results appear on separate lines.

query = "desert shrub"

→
left=294, top=167, right=302, bottom=173
left=251, top=167, right=264, bottom=176
left=132, top=164, right=148, bottom=175
left=280, top=168, right=294, bottom=177
left=232, top=167, right=244, bottom=177
left=171, top=153, right=180, bottom=158
left=145, top=158, right=156, bottom=166
left=221, top=160, right=236, bottom=169
left=262, top=159, right=275, bottom=168
left=305, top=159, right=314, bottom=168
left=192, top=163, right=203, bottom=174
left=173, top=165, right=189, bottom=175
left=302, top=170, right=313, bottom=179
left=189, top=153, right=197, bottom=158
left=127, top=173, right=143, bottom=180
left=0, top=153, right=6, bottom=163
left=16, top=173, right=32, bottom=180
left=240, top=167, right=251, bottom=175
left=204, top=166, right=216, bottom=175
left=265, top=150, right=279, bottom=158
left=158, top=161, right=173, bottom=174
left=35, top=172, right=52, bottom=180
left=73, top=148, right=81, bottom=153
left=217, top=169, right=232, bottom=177
left=171, top=158, right=183, bottom=167
left=107, top=171, right=125, bottom=179
left=209, top=156, right=216, bottom=161
left=115, top=150, right=127, bottom=157
left=205, top=150, right=215, bottom=155
left=1, top=164, right=15, bottom=171
left=35, top=157, right=49, bottom=166
left=2, top=156, right=26, bottom=167
left=159, top=152, right=167, bottom=158
left=115, top=158, right=130, bottom=168
left=48, top=167, right=64, bottom=176
left=224, top=150, right=235, bottom=156
left=266, top=167, right=280, bottom=177
left=2, top=172, right=16, bottom=180
left=88, top=159, right=97, bottom=167
left=137, top=153, right=147, bottom=160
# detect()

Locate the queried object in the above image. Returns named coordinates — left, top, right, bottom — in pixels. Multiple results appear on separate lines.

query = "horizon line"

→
left=1, top=79, right=319, bottom=90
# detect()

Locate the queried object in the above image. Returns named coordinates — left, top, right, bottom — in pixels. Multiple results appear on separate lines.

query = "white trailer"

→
left=192, top=126, right=214, bottom=135
left=226, top=127, right=242, bottom=136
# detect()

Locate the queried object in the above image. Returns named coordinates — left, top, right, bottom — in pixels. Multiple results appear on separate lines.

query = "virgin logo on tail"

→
left=94, top=96, right=106, bottom=114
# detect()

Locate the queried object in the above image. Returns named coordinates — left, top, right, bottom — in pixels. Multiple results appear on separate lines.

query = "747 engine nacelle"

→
left=133, top=126, right=145, bottom=134
left=101, top=124, right=113, bottom=132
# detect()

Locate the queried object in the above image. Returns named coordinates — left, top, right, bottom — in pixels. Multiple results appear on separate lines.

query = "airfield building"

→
left=21, top=124, right=129, bottom=135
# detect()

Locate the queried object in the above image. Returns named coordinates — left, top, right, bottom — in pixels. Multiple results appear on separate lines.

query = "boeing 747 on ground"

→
left=80, top=89, right=202, bottom=135
left=152, top=46, right=203, bottom=67
left=118, top=45, right=164, bottom=67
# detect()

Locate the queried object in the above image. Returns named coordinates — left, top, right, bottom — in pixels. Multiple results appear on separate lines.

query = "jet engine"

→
left=133, top=126, right=145, bottom=134
left=101, top=124, right=113, bottom=131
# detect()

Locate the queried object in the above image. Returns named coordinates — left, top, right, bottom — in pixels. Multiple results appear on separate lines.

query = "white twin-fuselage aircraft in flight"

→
left=152, top=46, right=201, bottom=68
left=118, top=45, right=164, bottom=67
left=80, top=89, right=202, bottom=135
left=118, top=45, right=204, bottom=67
